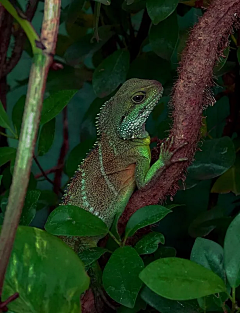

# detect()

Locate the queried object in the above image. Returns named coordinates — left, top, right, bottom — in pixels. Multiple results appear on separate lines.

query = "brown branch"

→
left=1, top=0, right=39, bottom=78
left=119, top=0, right=240, bottom=230
left=33, top=155, right=64, bottom=194
left=0, top=292, right=19, bottom=310
left=35, top=164, right=63, bottom=178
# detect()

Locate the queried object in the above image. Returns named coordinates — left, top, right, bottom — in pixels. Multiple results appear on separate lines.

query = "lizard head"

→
left=97, top=78, right=163, bottom=140
left=116, top=78, right=163, bottom=140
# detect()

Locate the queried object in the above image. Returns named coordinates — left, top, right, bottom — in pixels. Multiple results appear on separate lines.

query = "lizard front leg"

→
left=135, top=137, right=188, bottom=190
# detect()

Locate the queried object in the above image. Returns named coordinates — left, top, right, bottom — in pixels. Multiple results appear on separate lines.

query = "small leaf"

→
left=93, top=49, right=130, bottom=98
left=45, top=205, right=109, bottom=237
left=0, top=101, right=13, bottom=131
left=12, top=95, right=25, bottom=136
left=149, top=12, right=178, bottom=60
left=78, top=247, right=109, bottom=266
left=20, top=190, right=41, bottom=225
left=2, top=226, right=89, bottom=312
left=211, top=153, right=240, bottom=196
left=134, top=232, right=165, bottom=255
left=0, top=147, right=16, bottom=167
left=187, top=137, right=236, bottom=181
left=38, top=118, right=56, bottom=156
left=65, top=139, right=95, bottom=177
left=147, top=0, right=178, bottom=25
left=124, top=205, right=171, bottom=240
left=141, top=286, right=202, bottom=313
left=139, top=257, right=226, bottom=300
left=40, top=90, right=78, bottom=125
left=224, top=212, right=240, bottom=288
left=103, top=246, right=144, bottom=308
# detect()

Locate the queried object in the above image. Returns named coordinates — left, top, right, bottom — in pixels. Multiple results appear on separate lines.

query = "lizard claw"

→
left=159, top=137, right=188, bottom=166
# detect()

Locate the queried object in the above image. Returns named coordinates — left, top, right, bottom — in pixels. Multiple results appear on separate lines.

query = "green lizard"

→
left=61, top=78, right=187, bottom=251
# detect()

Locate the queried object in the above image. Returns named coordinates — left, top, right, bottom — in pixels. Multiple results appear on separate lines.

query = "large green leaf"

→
left=38, top=118, right=56, bottom=156
left=40, top=90, right=78, bottom=125
left=141, top=287, right=202, bottom=313
left=2, top=226, right=89, bottom=313
left=45, top=205, right=109, bottom=237
left=124, top=205, right=171, bottom=241
left=224, top=212, right=240, bottom=288
left=134, top=232, right=165, bottom=255
left=187, top=137, right=235, bottom=181
left=149, top=12, right=178, bottom=60
left=103, top=246, right=144, bottom=308
left=147, top=0, right=178, bottom=25
left=0, top=147, right=16, bottom=167
left=93, top=49, right=130, bottom=98
left=139, top=258, right=226, bottom=300
left=64, top=26, right=114, bottom=66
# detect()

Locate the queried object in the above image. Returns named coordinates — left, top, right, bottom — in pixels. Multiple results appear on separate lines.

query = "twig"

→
left=0, top=0, right=61, bottom=298
left=35, top=164, right=63, bottom=178
left=0, top=292, right=19, bottom=309
left=33, top=155, right=63, bottom=193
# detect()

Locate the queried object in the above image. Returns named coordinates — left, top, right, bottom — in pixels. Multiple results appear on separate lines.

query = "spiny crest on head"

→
left=95, top=97, right=114, bottom=136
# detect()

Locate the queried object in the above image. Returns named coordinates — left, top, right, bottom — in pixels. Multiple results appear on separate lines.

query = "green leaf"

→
left=0, top=101, right=13, bottom=131
left=65, top=139, right=95, bottom=177
left=0, top=147, right=16, bottom=167
left=190, top=238, right=228, bottom=305
left=213, top=47, right=230, bottom=75
left=78, top=247, right=109, bottom=267
left=149, top=12, right=178, bottom=60
left=147, top=0, right=178, bottom=25
left=103, top=246, right=144, bottom=308
left=211, top=153, right=240, bottom=196
left=127, top=52, right=171, bottom=85
left=12, top=95, right=25, bottom=136
left=20, top=190, right=41, bottom=225
left=93, top=49, right=130, bottom=98
left=40, top=90, right=78, bottom=125
left=141, top=286, right=202, bottom=313
left=224, top=212, right=240, bottom=288
left=134, top=232, right=165, bottom=255
left=187, top=137, right=236, bottom=181
left=139, top=257, right=226, bottom=300
left=38, top=118, right=56, bottom=156
left=188, top=206, right=229, bottom=238
left=124, top=205, right=171, bottom=240
left=45, top=205, right=109, bottom=237
left=0, top=175, right=2, bottom=186
left=64, top=26, right=114, bottom=66
left=117, top=294, right=146, bottom=312
left=2, top=226, right=89, bottom=312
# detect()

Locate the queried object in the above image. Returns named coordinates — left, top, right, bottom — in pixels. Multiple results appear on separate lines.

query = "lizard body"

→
left=61, top=78, right=185, bottom=251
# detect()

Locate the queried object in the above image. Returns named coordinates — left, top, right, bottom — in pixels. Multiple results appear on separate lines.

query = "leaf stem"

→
left=108, top=230, right=122, bottom=246
left=232, top=287, right=236, bottom=313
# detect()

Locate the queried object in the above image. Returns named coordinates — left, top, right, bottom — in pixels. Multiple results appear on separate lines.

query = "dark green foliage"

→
left=1, top=0, right=240, bottom=311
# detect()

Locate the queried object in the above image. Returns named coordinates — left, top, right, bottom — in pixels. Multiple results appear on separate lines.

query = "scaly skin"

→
left=61, top=78, right=185, bottom=251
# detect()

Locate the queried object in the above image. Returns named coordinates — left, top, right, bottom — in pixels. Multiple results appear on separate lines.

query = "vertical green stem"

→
left=232, top=287, right=236, bottom=312
left=0, top=0, right=61, bottom=297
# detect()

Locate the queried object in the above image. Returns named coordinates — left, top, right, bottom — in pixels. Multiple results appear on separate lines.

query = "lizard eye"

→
left=131, top=92, right=146, bottom=104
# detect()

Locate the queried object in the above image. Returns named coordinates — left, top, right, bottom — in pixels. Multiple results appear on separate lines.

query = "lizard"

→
left=60, top=78, right=188, bottom=311
left=60, top=78, right=187, bottom=251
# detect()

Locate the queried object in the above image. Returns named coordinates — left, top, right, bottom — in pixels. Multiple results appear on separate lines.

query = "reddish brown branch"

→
left=0, top=292, right=19, bottom=311
left=119, top=0, right=240, bottom=229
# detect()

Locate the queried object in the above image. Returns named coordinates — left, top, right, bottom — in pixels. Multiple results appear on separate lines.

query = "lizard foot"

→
left=159, top=136, right=188, bottom=166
